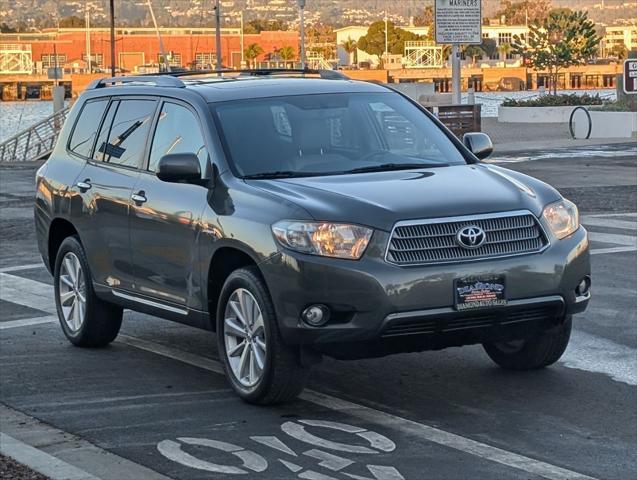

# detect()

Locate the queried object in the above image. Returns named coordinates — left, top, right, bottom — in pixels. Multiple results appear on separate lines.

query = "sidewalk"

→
left=482, top=118, right=636, bottom=154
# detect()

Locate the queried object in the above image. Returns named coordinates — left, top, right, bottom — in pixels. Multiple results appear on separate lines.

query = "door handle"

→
left=76, top=180, right=92, bottom=192
left=131, top=191, right=147, bottom=204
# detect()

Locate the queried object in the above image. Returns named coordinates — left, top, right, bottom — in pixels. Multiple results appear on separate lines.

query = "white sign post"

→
left=435, top=0, right=482, bottom=105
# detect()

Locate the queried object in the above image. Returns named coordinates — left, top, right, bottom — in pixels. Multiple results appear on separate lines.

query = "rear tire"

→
left=217, top=266, right=309, bottom=405
left=483, top=316, right=572, bottom=370
left=53, top=236, right=123, bottom=347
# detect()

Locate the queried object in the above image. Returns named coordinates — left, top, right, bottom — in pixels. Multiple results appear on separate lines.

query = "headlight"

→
left=542, top=199, right=579, bottom=239
left=272, top=221, right=373, bottom=259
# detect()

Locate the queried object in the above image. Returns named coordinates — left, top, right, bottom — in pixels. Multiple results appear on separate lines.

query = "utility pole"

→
left=452, top=44, right=461, bottom=104
left=384, top=10, right=388, bottom=65
left=297, top=0, right=306, bottom=70
left=215, top=0, right=222, bottom=75
left=109, top=0, right=115, bottom=77
left=85, top=8, right=91, bottom=74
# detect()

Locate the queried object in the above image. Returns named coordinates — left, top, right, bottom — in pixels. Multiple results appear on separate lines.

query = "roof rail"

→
left=142, top=68, right=349, bottom=80
left=87, top=75, right=185, bottom=90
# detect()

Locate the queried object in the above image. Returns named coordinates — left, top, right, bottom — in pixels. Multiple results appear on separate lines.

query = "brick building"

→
left=1, top=27, right=300, bottom=72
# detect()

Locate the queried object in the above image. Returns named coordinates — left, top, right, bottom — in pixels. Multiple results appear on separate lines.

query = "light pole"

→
left=297, top=0, right=306, bottom=70
left=215, top=0, right=222, bottom=75
left=109, top=0, right=115, bottom=77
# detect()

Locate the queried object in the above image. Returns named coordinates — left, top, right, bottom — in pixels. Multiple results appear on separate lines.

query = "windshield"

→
left=211, top=92, right=467, bottom=178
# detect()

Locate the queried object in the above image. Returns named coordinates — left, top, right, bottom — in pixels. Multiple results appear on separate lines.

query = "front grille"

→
left=382, top=305, right=559, bottom=338
left=385, top=211, right=548, bottom=266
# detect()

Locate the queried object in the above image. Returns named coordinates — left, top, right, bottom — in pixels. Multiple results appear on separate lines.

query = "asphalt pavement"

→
left=1, top=145, right=636, bottom=480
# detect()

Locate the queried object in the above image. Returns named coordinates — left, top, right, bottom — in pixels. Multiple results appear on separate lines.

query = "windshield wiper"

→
left=243, top=171, right=320, bottom=179
left=342, top=162, right=448, bottom=174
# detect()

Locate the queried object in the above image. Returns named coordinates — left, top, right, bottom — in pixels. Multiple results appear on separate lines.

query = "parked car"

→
left=35, top=70, right=591, bottom=404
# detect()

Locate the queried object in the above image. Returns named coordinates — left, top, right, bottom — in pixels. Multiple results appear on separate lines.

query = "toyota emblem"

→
left=456, top=225, right=486, bottom=249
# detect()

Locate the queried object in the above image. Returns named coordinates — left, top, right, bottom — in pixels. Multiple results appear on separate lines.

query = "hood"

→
left=246, top=164, right=561, bottom=232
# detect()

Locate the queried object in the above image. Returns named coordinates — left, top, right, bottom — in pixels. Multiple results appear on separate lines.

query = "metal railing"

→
left=0, top=107, right=70, bottom=163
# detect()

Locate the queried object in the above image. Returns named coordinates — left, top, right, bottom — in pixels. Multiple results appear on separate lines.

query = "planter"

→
left=498, top=106, right=583, bottom=123
left=574, top=111, right=637, bottom=139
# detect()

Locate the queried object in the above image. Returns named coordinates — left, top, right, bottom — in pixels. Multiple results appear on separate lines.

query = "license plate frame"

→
left=454, top=275, right=507, bottom=311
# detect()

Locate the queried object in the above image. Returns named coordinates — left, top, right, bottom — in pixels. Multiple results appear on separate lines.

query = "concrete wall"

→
left=498, top=106, right=581, bottom=123
left=574, top=112, right=637, bottom=139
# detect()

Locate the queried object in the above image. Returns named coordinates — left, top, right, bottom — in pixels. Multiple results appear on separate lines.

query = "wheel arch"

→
left=206, top=244, right=265, bottom=330
left=48, top=218, right=80, bottom=272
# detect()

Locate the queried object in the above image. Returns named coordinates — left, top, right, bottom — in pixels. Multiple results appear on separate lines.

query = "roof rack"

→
left=85, top=68, right=349, bottom=90
left=145, top=68, right=349, bottom=80
left=87, top=75, right=185, bottom=90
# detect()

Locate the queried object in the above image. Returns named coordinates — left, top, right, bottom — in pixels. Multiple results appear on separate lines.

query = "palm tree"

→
left=278, top=45, right=296, bottom=62
left=463, top=45, right=485, bottom=67
left=244, top=43, right=263, bottom=68
left=498, top=43, right=512, bottom=67
left=341, top=37, right=358, bottom=66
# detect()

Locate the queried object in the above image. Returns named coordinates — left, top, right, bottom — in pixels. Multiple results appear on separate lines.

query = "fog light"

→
left=302, top=305, right=330, bottom=327
left=576, top=276, right=591, bottom=297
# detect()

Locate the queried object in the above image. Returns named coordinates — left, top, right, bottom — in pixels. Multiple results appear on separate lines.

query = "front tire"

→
left=483, top=316, right=572, bottom=370
left=54, top=236, right=123, bottom=347
left=217, top=266, right=309, bottom=405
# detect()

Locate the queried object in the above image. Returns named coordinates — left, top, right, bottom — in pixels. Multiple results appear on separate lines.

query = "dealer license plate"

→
left=454, top=276, right=507, bottom=311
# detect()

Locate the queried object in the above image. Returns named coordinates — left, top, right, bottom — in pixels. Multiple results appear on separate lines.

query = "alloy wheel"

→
left=58, top=252, right=87, bottom=332
left=223, top=288, right=267, bottom=387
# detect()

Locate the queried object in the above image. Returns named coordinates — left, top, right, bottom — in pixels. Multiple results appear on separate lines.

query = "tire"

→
left=483, top=316, right=572, bottom=370
left=53, top=236, right=123, bottom=347
left=216, top=266, right=309, bottom=405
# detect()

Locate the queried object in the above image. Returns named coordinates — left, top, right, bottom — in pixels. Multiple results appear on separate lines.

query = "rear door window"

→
left=97, top=99, right=157, bottom=168
left=68, top=99, right=108, bottom=158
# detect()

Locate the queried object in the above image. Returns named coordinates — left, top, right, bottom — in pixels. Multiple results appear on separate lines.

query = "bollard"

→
left=467, top=88, right=475, bottom=105
left=538, top=85, right=546, bottom=96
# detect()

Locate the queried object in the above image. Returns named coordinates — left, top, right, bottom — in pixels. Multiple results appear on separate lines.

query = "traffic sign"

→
left=623, top=60, right=637, bottom=94
left=435, top=0, right=482, bottom=45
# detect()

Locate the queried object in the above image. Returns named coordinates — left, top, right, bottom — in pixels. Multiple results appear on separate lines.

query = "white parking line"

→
left=0, top=272, right=55, bottom=313
left=0, top=262, right=44, bottom=273
left=0, top=432, right=100, bottom=480
left=117, top=334, right=597, bottom=480
left=0, top=315, right=57, bottom=330
left=582, top=218, right=637, bottom=231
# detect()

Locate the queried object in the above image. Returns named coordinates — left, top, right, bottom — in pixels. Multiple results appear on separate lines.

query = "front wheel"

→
left=483, top=316, right=572, bottom=370
left=217, top=266, right=309, bottom=405
left=54, top=236, right=123, bottom=347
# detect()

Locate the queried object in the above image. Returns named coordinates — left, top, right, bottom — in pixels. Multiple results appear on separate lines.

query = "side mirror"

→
left=463, top=132, right=493, bottom=160
left=156, top=153, right=202, bottom=183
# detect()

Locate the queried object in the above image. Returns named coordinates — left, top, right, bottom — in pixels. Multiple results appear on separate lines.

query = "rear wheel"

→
left=217, top=266, right=309, bottom=404
left=483, top=316, right=572, bottom=370
left=54, top=236, right=123, bottom=347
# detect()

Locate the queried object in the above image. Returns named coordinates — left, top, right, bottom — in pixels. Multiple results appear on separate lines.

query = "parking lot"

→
left=1, top=145, right=636, bottom=480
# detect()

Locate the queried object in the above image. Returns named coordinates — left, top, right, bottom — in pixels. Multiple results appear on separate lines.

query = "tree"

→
left=1, top=22, right=17, bottom=33
left=494, top=0, right=552, bottom=25
left=244, top=43, right=264, bottom=68
left=498, top=43, right=512, bottom=66
left=512, top=10, right=600, bottom=94
left=358, top=21, right=422, bottom=65
left=278, top=45, right=296, bottom=61
left=341, top=37, right=358, bottom=65
left=243, top=19, right=286, bottom=34
left=464, top=45, right=485, bottom=66
left=58, top=15, right=85, bottom=28
left=481, top=38, right=498, bottom=59
left=608, top=42, right=628, bottom=60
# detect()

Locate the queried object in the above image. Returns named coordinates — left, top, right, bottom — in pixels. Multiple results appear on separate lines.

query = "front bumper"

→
left=259, top=226, right=590, bottom=354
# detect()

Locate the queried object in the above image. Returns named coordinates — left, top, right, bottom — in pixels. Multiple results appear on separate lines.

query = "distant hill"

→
left=0, top=0, right=634, bottom=31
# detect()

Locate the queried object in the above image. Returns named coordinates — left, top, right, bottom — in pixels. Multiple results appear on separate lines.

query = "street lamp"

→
left=297, top=0, right=306, bottom=70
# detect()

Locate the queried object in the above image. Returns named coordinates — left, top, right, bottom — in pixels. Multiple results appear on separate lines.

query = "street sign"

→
left=623, top=60, right=637, bottom=94
left=47, top=67, right=63, bottom=80
left=435, top=0, right=482, bottom=45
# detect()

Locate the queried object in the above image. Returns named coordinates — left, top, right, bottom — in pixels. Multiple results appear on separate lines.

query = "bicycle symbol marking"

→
left=157, top=419, right=406, bottom=479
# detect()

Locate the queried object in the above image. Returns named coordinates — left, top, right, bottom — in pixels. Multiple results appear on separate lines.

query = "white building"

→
left=603, top=25, right=637, bottom=54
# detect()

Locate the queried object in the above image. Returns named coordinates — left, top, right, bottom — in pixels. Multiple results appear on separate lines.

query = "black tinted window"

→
left=98, top=99, right=156, bottom=168
left=148, top=103, right=208, bottom=172
left=212, top=93, right=466, bottom=177
left=68, top=99, right=108, bottom=158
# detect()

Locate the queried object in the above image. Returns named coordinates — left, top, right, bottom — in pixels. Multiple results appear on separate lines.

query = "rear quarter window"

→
left=67, top=99, right=109, bottom=158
